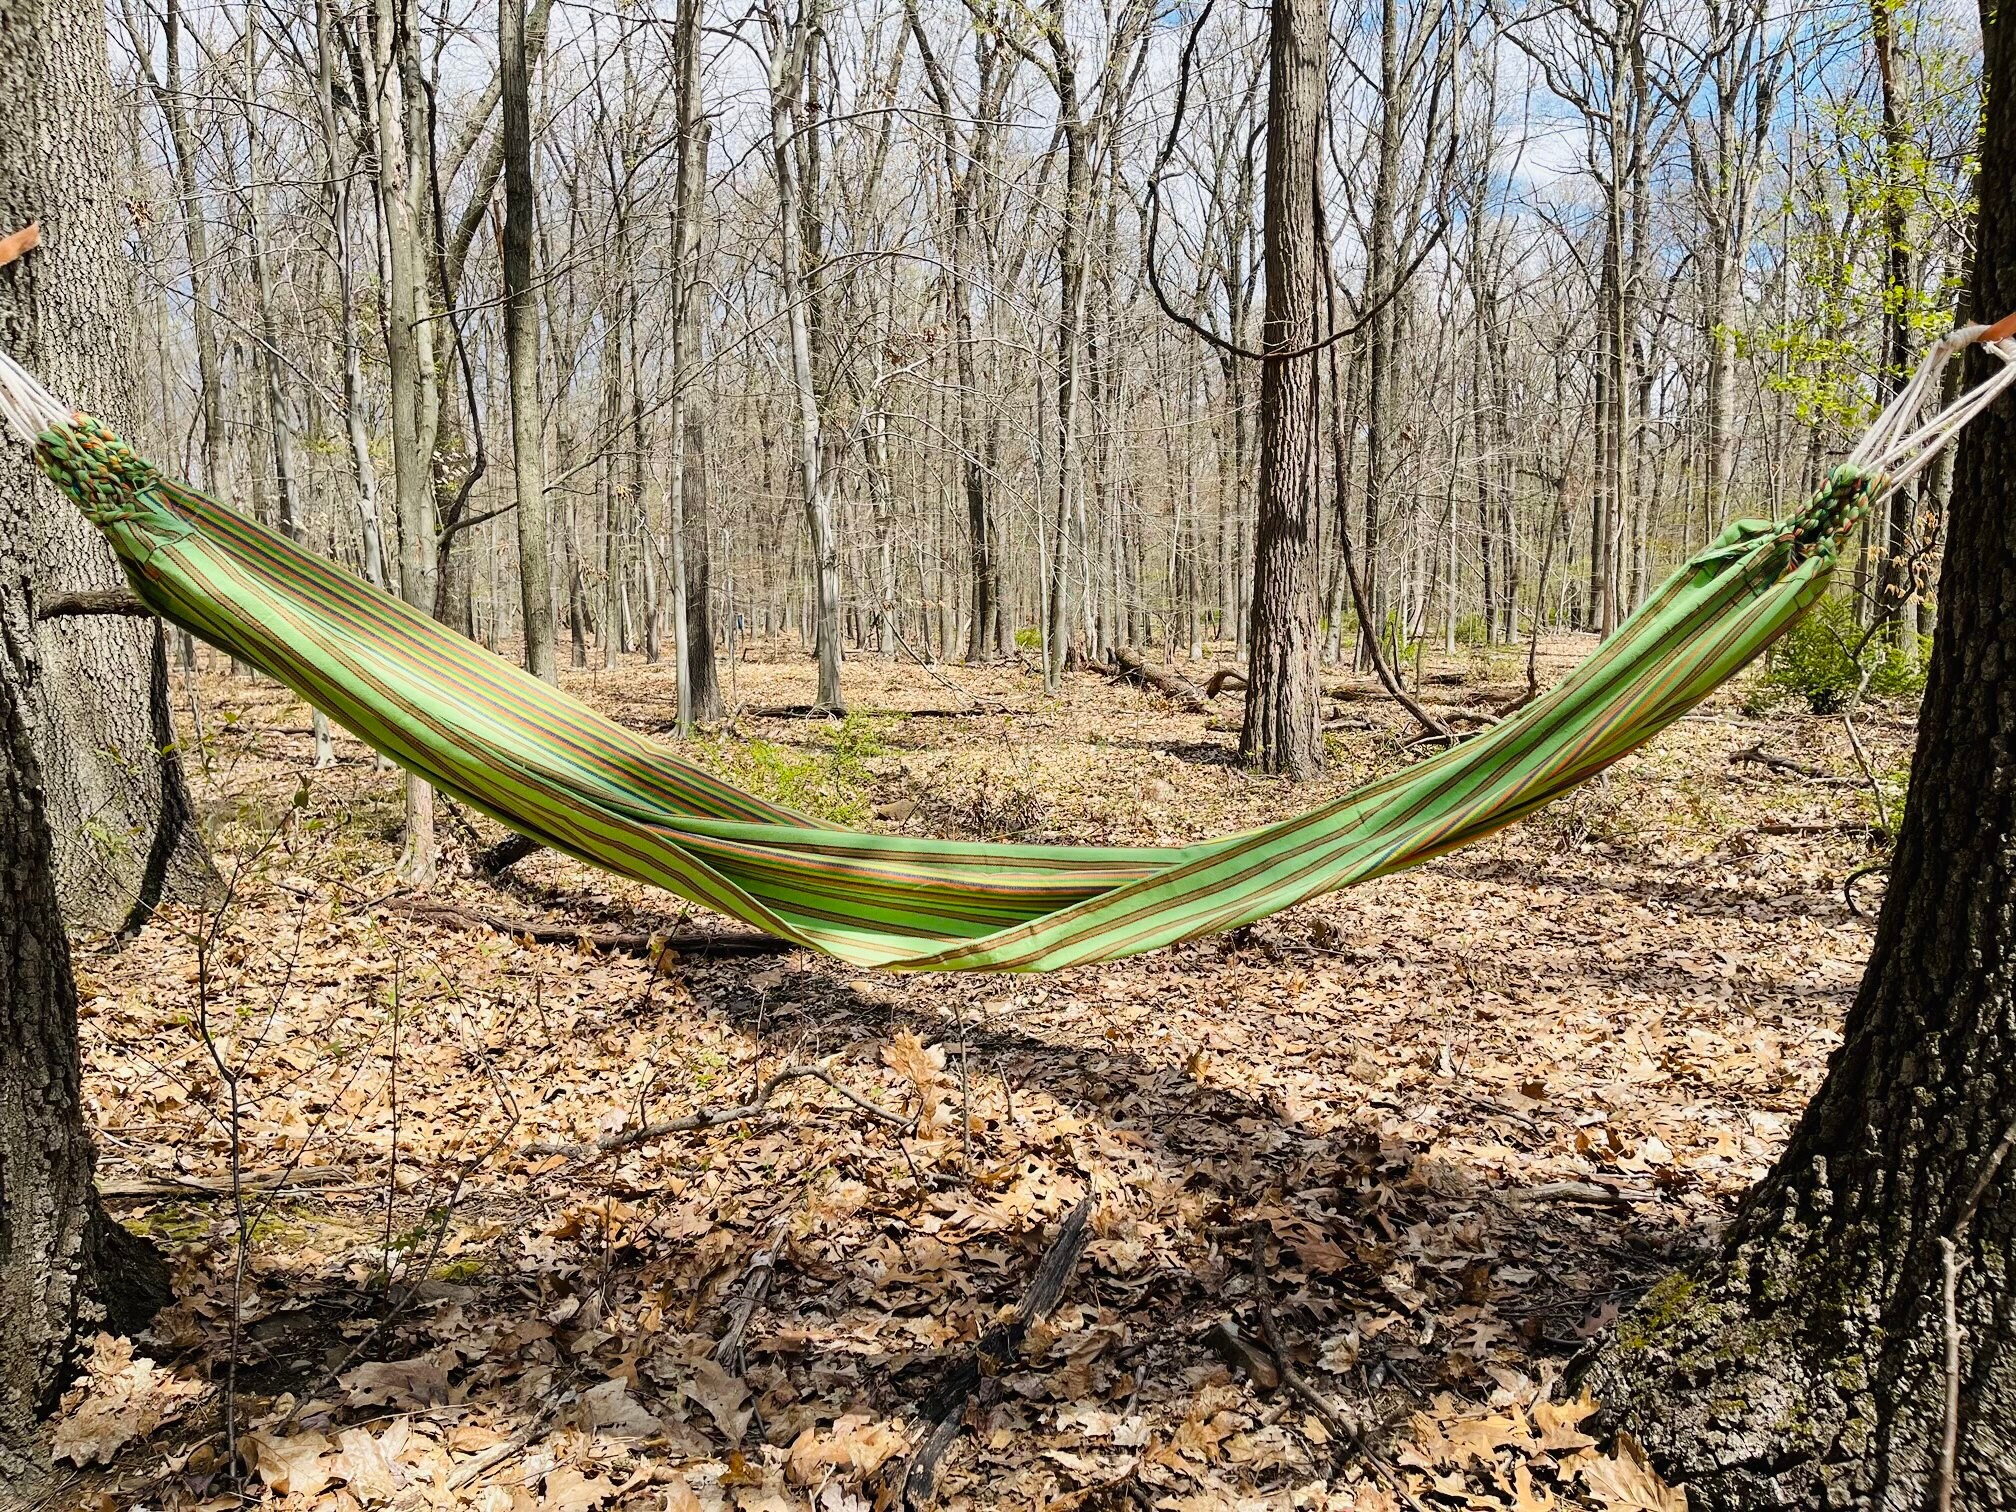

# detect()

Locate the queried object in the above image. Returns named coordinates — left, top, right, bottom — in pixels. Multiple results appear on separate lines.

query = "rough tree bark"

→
left=767, top=0, right=844, bottom=712
left=1238, top=0, right=1325, bottom=778
left=0, top=1, right=174, bottom=1486
left=501, top=0, right=557, bottom=683
left=0, top=0, right=209, bottom=934
left=369, top=0, right=442, bottom=882
left=1586, top=24, right=2016, bottom=1505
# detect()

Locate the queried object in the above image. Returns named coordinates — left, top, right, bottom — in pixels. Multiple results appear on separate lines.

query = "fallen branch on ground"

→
left=1095, top=646, right=1210, bottom=712
left=1755, top=820, right=1886, bottom=837
left=900, top=1198, right=1097, bottom=1507
left=1727, top=744, right=1825, bottom=780
left=1249, top=1222, right=1426, bottom=1509
left=376, top=897, right=790, bottom=957
left=520, top=1060, right=914, bottom=1160
left=98, top=1166, right=356, bottom=1202
left=473, top=833, right=543, bottom=875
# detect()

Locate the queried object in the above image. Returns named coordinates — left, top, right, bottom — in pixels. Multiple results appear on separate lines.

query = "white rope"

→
left=0, top=348, right=74, bottom=446
left=1852, top=326, right=2016, bottom=510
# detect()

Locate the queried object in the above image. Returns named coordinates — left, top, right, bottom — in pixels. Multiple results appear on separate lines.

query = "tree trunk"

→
left=501, top=0, right=557, bottom=683
left=1586, top=24, right=2016, bottom=1504
left=767, top=0, right=844, bottom=712
left=1238, top=0, right=1325, bottom=779
left=370, top=0, right=441, bottom=884
left=0, top=0, right=209, bottom=934
left=0, top=588, right=96, bottom=1496
left=0, top=0, right=174, bottom=1483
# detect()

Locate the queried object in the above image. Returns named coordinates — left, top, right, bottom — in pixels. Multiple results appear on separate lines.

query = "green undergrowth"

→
left=1750, top=595, right=1929, bottom=715
left=691, top=713, right=892, bottom=824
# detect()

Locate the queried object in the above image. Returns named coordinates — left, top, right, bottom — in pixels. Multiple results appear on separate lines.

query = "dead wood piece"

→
left=1101, top=646, right=1209, bottom=713
left=1203, top=666, right=1248, bottom=699
left=473, top=832, right=543, bottom=875
left=1755, top=820, right=1885, bottom=837
left=520, top=1061, right=914, bottom=1160
left=1204, top=1318, right=1281, bottom=1389
left=36, top=589, right=155, bottom=620
left=98, top=1166, right=356, bottom=1202
left=900, top=1197, right=1097, bottom=1507
left=1727, top=744, right=1825, bottom=780
left=715, top=1220, right=790, bottom=1373
left=377, top=897, right=790, bottom=957
left=1248, top=1223, right=1426, bottom=1510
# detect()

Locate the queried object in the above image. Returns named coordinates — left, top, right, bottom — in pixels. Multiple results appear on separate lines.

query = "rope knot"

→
left=1782, top=465, right=1879, bottom=566
left=33, top=414, right=160, bottom=526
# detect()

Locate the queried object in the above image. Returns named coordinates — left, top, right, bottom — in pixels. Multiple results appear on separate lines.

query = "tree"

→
left=1585, top=20, right=2016, bottom=1503
left=0, top=0, right=175, bottom=1483
left=766, top=0, right=845, bottom=712
left=368, top=0, right=444, bottom=882
left=1239, top=0, right=1327, bottom=778
left=502, top=0, right=558, bottom=683
left=0, top=0, right=208, bottom=934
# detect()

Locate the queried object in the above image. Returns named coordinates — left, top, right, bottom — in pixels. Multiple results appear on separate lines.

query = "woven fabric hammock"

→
left=3, top=328, right=2012, bottom=972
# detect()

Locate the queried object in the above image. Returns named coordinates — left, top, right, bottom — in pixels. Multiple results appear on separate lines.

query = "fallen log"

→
left=376, top=897, right=791, bottom=957
left=98, top=1166, right=357, bottom=1203
left=1098, top=646, right=1209, bottom=712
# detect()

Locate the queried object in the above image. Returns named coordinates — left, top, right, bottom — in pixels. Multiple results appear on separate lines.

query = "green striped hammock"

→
left=3, top=330, right=2010, bottom=972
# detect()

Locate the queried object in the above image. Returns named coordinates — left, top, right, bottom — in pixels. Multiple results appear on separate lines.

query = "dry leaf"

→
left=338, top=1354, right=452, bottom=1409
left=786, top=1414, right=907, bottom=1484
left=50, top=1335, right=201, bottom=1467
left=243, top=1428, right=335, bottom=1497
left=689, top=1358, right=754, bottom=1441
left=1580, top=1432, right=1688, bottom=1511
left=582, top=1377, right=662, bottom=1439
left=542, top=1464, right=616, bottom=1512
left=328, top=1425, right=400, bottom=1504
left=1533, top=1385, right=1601, bottom=1452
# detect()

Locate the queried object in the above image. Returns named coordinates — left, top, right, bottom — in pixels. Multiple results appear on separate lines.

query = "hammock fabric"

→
left=4, top=328, right=2012, bottom=972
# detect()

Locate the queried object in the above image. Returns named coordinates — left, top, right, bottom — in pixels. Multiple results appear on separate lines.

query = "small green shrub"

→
left=692, top=713, right=890, bottom=823
left=1454, top=613, right=1492, bottom=647
left=1756, top=595, right=1928, bottom=714
left=1014, top=625, right=1042, bottom=651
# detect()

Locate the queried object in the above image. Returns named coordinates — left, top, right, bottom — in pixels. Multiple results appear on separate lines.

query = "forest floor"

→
left=49, top=635, right=1914, bottom=1512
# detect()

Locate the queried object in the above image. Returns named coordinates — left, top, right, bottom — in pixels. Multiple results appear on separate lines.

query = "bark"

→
left=0, top=588, right=95, bottom=1496
left=501, top=0, right=557, bottom=683
left=666, top=0, right=707, bottom=731
left=0, top=6, right=173, bottom=1481
left=369, top=0, right=441, bottom=884
left=1238, top=0, right=1325, bottom=779
left=1586, top=23, right=2016, bottom=1504
left=0, top=0, right=210, bottom=934
left=767, top=0, right=844, bottom=712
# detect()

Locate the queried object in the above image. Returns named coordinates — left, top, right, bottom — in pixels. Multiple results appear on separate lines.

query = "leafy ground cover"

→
left=51, top=636, right=1912, bottom=1511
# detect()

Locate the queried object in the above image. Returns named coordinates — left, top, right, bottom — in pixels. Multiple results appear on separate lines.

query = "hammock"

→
left=2, top=326, right=2010, bottom=972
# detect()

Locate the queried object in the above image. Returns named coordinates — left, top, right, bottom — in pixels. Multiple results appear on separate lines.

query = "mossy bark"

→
left=1586, top=20, right=2016, bottom=1504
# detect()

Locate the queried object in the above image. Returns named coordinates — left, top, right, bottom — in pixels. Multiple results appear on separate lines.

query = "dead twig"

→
left=1842, top=713, right=1892, bottom=835
left=377, top=896, right=790, bottom=957
left=97, top=1166, right=355, bottom=1202
left=900, top=1197, right=1097, bottom=1508
left=521, top=1060, right=914, bottom=1160
left=1248, top=1222, right=1426, bottom=1510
